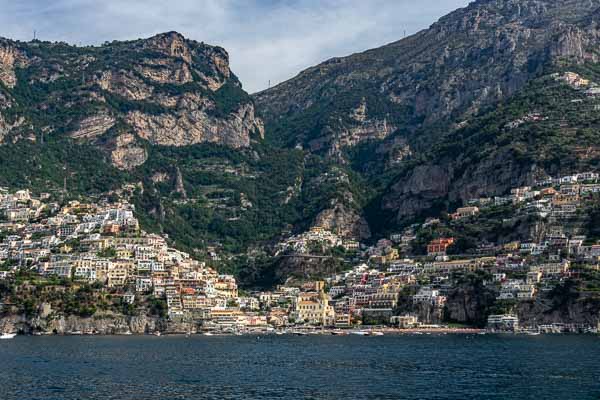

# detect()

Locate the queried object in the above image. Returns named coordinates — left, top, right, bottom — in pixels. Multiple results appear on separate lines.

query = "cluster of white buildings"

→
left=275, top=226, right=359, bottom=255
left=0, top=190, right=278, bottom=332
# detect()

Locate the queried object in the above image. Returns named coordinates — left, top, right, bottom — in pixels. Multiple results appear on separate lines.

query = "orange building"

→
left=427, top=238, right=455, bottom=256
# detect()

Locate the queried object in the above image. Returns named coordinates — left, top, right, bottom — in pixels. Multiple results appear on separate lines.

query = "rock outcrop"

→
left=70, top=113, right=116, bottom=140
left=0, top=112, right=9, bottom=143
left=109, top=133, right=148, bottom=170
left=0, top=313, right=199, bottom=335
left=517, top=292, right=600, bottom=327
left=0, top=40, right=28, bottom=88
left=313, top=202, right=371, bottom=240
left=127, top=101, right=263, bottom=148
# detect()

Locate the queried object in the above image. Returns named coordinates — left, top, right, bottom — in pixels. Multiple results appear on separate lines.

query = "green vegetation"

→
left=97, top=247, right=117, bottom=258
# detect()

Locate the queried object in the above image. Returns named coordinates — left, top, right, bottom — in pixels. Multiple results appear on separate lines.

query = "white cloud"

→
left=0, top=0, right=471, bottom=93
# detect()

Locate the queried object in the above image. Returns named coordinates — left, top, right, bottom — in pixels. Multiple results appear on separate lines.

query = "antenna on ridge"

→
left=268, top=80, right=271, bottom=89
left=33, top=30, right=37, bottom=40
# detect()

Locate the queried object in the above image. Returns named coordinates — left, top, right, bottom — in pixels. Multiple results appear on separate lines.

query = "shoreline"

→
left=3, top=327, right=598, bottom=338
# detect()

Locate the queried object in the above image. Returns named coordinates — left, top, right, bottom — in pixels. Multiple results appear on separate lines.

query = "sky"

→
left=0, top=0, right=471, bottom=93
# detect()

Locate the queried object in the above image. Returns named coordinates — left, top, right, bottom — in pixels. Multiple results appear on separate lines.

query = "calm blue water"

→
left=1, top=334, right=599, bottom=400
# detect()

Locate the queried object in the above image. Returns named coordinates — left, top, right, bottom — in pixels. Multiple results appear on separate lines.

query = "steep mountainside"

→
left=0, top=33, right=308, bottom=271
left=0, top=32, right=367, bottom=282
left=5, top=1, right=600, bottom=286
left=256, top=0, right=600, bottom=231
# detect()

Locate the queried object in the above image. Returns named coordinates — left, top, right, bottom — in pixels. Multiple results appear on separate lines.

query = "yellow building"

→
left=503, top=242, right=520, bottom=251
left=107, top=260, right=135, bottom=287
left=214, top=275, right=238, bottom=299
left=295, top=291, right=335, bottom=326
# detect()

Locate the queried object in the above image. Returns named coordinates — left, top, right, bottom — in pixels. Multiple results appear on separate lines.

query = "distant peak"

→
left=149, top=31, right=186, bottom=41
left=143, top=31, right=191, bottom=62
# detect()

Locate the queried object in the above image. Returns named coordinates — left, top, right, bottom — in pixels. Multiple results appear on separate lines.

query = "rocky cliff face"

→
left=0, top=39, right=28, bottom=89
left=257, top=0, right=600, bottom=225
left=0, top=313, right=198, bottom=335
left=516, top=282, right=600, bottom=327
left=257, top=0, right=600, bottom=132
left=313, top=202, right=371, bottom=240
left=127, top=101, right=263, bottom=149
left=0, top=32, right=263, bottom=168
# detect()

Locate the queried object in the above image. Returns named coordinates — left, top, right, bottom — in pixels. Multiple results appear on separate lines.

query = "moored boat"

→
left=0, top=333, right=17, bottom=339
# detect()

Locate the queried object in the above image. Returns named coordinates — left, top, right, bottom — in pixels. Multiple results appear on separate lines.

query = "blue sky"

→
left=0, top=0, right=471, bottom=93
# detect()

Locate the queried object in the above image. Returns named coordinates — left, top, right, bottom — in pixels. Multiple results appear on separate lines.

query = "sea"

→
left=1, top=334, right=599, bottom=400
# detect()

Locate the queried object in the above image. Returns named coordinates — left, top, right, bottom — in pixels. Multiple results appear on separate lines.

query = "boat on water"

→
left=351, top=331, right=370, bottom=336
left=153, top=331, right=161, bottom=337
left=0, top=333, right=17, bottom=339
left=371, top=331, right=384, bottom=336
left=203, top=332, right=214, bottom=336
left=331, top=330, right=348, bottom=336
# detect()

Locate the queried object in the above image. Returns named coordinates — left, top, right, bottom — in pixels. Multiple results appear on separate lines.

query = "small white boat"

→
left=371, top=331, right=384, bottom=336
left=351, top=331, right=370, bottom=336
left=331, top=330, right=348, bottom=336
left=0, top=333, right=16, bottom=340
left=203, top=332, right=214, bottom=336
left=153, top=331, right=161, bottom=337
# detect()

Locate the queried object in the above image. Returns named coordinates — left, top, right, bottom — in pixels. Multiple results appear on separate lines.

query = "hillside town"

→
left=1, top=173, right=600, bottom=336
